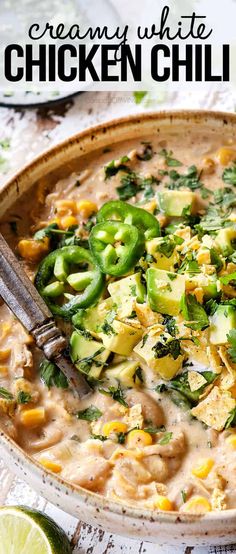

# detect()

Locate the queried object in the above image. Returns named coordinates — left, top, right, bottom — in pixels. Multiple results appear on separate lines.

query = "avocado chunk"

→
left=104, top=360, right=141, bottom=387
left=215, top=227, right=236, bottom=256
left=209, top=304, right=236, bottom=345
left=72, top=298, right=113, bottom=339
left=185, top=273, right=219, bottom=300
left=134, top=329, right=184, bottom=380
left=108, top=273, right=146, bottom=319
left=157, top=190, right=195, bottom=217
left=147, top=268, right=185, bottom=316
left=70, top=330, right=110, bottom=379
left=99, top=319, right=143, bottom=356
left=146, top=237, right=179, bottom=271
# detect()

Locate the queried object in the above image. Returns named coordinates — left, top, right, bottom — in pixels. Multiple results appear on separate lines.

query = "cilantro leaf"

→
left=34, top=223, right=60, bottom=241
left=91, top=433, right=107, bottom=441
left=17, top=391, right=32, bottom=404
left=40, top=359, right=68, bottom=389
left=137, top=143, right=153, bottom=161
left=99, top=385, right=128, bottom=407
left=0, top=387, right=13, bottom=400
left=152, top=337, right=181, bottom=360
left=222, top=163, right=236, bottom=186
left=181, top=294, right=209, bottom=331
left=133, top=91, right=147, bottom=104
left=227, top=329, right=236, bottom=363
left=158, top=431, right=173, bottom=445
left=220, top=272, right=236, bottom=285
left=159, top=149, right=182, bottom=167
left=104, top=158, right=130, bottom=180
left=116, top=172, right=137, bottom=200
left=77, top=405, right=102, bottom=421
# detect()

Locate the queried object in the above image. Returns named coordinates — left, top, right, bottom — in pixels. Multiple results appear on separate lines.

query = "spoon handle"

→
left=0, top=233, right=91, bottom=397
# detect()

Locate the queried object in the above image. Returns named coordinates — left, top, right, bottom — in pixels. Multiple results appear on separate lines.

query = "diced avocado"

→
left=147, top=268, right=185, bottom=316
left=99, top=319, right=143, bottom=356
left=72, top=298, right=113, bottom=339
left=185, top=273, right=219, bottom=300
left=134, top=330, right=183, bottom=380
left=108, top=273, right=146, bottom=319
left=54, top=255, right=69, bottom=282
left=104, top=360, right=141, bottom=387
left=209, top=304, right=236, bottom=345
left=67, top=271, right=94, bottom=291
left=146, top=237, right=179, bottom=271
left=215, top=227, right=236, bottom=256
left=70, top=330, right=110, bottom=379
left=157, top=190, right=195, bottom=217
left=43, top=281, right=64, bottom=297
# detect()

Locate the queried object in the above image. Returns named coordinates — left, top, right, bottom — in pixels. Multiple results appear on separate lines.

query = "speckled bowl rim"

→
left=1, top=109, right=236, bottom=531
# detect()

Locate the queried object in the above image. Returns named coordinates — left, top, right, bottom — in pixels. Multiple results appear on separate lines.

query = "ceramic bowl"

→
left=1, top=110, right=236, bottom=546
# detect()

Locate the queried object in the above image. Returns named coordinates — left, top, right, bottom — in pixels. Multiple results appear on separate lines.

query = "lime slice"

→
left=0, top=506, right=72, bottom=554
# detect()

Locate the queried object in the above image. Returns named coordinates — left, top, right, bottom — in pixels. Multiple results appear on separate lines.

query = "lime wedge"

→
left=0, top=506, right=72, bottom=554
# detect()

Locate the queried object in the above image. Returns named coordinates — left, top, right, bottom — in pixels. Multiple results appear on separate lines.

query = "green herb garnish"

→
left=77, top=405, right=102, bottom=421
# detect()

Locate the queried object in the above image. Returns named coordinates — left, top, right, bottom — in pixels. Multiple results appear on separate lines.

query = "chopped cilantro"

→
left=39, top=359, right=68, bottom=389
left=116, top=172, right=137, bottom=200
left=222, top=162, right=236, bottom=186
left=220, top=272, right=236, bottom=285
left=133, top=366, right=143, bottom=383
left=162, top=315, right=177, bottom=337
left=77, top=405, right=102, bottom=421
left=0, top=388, right=13, bottom=400
left=0, top=139, right=10, bottom=149
left=137, top=143, right=153, bottom=161
left=181, top=294, right=209, bottom=331
left=17, top=391, right=32, bottom=404
left=91, top=433, right=107, bottom=441
left=158, top=431, right=173, bottom=445
left=99, top=385, right=128, bottom=407
left=143, top=425, right=166, bottom=434
left=104, top=158, right=130, bottom=180
left=159, top=149, right=182, bottom=167
left=225, top=406, right=236, bottom=428
left=227, top=329, right=236, bottom=363
left=152, top=337, right=181, bottom=360
left=77, top=347, right=105, bottom=374
left=210, top=248, right=223, bottom=272
left=181, top=490, right=187, bottom=503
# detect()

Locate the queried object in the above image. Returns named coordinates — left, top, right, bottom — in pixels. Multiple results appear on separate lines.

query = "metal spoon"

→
left=0, top=232, right=91, bottom=398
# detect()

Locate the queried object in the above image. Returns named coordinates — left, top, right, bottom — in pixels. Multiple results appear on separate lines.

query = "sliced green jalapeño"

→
left=35, top=245, right=105, bottom=319
left=97, top=200, right=160, bottom=240
left=89, top=221, right=145, bottom=276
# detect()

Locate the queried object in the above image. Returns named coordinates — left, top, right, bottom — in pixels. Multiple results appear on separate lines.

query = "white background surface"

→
left=0, top=90, right=236, bottom=553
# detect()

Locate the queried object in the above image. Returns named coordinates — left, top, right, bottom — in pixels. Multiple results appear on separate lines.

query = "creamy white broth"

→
left=0, top=128, right=236, bottom=513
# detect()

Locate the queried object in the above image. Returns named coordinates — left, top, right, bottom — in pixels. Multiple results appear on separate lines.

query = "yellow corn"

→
left=0, top=366, right=8, bottom=377
left=18, top=238, right=49, bottom=263
left=77, top=200, right=98, bottom=218
left=20, top=407, right=46, bottom=428
left=55, top=200, right=77, bottom=216
left=192, top=458, right=214, bottom=479
left=102, top=421, right=128, bottom=437
left=60, top=215, right=78, bottom=230
left=182, top=496, right=211, bottom=514
left=217, top=147, right=236, bottom=166
left=0, top=349, right=11, bottom=362
left=202, top=157, right=215, bottom=175
left=127, top=429, right=152, bottom=448
left=40, top=458, right=62, bottom=473
left=225, top=434, right=236, bottom=449
left=154, top=495, right=173, bottom=511
left=192, top=287, right=204, bottom=304
left=230, top=385, right=236, bottom=399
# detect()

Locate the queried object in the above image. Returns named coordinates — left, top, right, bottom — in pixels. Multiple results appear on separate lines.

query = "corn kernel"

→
left=20, top=407, right=46, bottom=428
left=60, top=215, right=78, bottom=230
left=192, top=458, right=214, bottom=479
left=0, top=366, right=8, bottom=377
left=102, top=421, right=128, bottom=437
left=225, top=434, right=236, bottom=449
left=202, top=157, right=215, bottom=175
left=55, top=199, right=78, bottom=216
left=217, top=147, right=236, bottom=166
left=77, top=200, right=98, bottom=218
left=40, top=458, right=62, bottom=473
left=154, top=495, right=173, bottom=511
left=126, top=429, right=152, bottom=448
left=182, top=496, right=211, bottom=514
left=0, top=349, right=11, bottom=362
left=18, top=238, right=49, bottom=263
left=196, top=249, right=211, bottom=265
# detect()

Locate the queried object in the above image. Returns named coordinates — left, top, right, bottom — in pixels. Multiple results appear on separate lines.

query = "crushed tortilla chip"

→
left=188, top=371, right=207, bottom=392
left=191, top=386, right=236, bottom=431
left=123, top=403, right=143, bottom=431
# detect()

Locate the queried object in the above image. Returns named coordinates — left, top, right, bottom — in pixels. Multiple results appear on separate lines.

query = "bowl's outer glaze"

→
left=1, top=111, right=236, bottom=546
